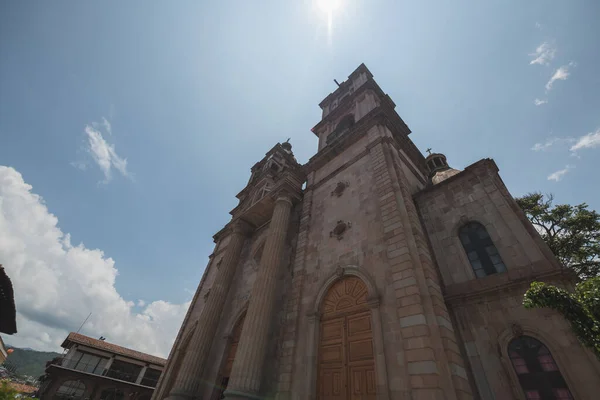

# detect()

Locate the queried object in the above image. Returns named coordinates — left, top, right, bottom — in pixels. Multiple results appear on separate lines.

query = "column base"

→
left=222, top=389, right=262, bottom=400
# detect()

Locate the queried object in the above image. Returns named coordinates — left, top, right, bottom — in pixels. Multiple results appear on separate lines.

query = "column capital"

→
left=230, top=219, right=254, bottom=236
left=275, top=193, right=294, bottom=207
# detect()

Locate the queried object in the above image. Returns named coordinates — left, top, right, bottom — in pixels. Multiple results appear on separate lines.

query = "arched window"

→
left=509, top=336, right=573, bottom=399
left=335, top=114, right=355, bottom=132
left=54, top=380, right=86, bottom=400
left=458, top=222, right=506, bottom=277
left=327, top=114, right=355, bottom=144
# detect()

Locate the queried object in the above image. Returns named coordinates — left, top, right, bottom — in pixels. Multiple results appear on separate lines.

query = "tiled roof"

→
left=63, top=333, right=166, bottom=366
left=3, top=380, right=38, bottom=394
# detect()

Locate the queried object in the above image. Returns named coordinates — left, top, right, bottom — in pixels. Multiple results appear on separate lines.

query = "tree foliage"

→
left=516, top=192, right=600, bottom=279
left=2, top=347, right=61, bottom=379
left=0, top=381, right=18, bottom=400
left=524, top=277, right=600, bottom=358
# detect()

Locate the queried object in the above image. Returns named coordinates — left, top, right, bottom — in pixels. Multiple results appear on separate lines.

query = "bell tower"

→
left=279, top=64, right=473, bottom=399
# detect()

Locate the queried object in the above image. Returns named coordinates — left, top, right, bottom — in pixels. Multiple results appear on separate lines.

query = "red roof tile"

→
left=63, top=333, right=166, bottom=366
left=3, top=380, right=38, bottom=393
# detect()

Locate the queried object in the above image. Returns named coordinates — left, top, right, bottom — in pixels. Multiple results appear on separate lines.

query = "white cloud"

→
left=534, top=98, right=548, bottom=106
left=531, top=137, right=564, bottom=151
left=569, top=128, right=600, bottom=152
left=137, top=300, right=146, bottom=307
left=70, top=161, right=87, bottom=171
left=0, top=166, right=190, bottom=356
left=529, top=42, right=556, bottom=66
left=102, top=118, right=112, bottom=136
left=545, top=62, right=575, bottom=91
left=74, top=119, right=131, bottom=184
left=84, top=123, right=131, bottom=183
left=547, top=165, right=574, bottom=182
left=535, top=22, right=542, bottom=30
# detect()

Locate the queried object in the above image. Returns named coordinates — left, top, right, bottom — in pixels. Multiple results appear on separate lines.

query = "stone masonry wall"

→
left=285, top=125, right=471, bottom=400
left=415, top=159, right=600, bottom=399
left=452, top=285, right=600, bottom=399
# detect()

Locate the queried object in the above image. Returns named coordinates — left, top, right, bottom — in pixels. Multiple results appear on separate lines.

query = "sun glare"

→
left=315, top=0, right=342, bottom=44
left=317, top=0, right=341, bottom=14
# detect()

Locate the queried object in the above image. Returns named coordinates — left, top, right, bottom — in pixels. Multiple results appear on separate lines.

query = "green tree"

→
left=0, top=381, right=18, bottom=400
left=523, top=277, right=600, bottom=358
left=516, top=192, right=600, bottom=279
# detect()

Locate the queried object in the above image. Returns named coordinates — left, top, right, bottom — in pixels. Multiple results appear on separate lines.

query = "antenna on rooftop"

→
left=334, top=79, right=341, bottom=87
left=76, top=312, right=92, bottom=334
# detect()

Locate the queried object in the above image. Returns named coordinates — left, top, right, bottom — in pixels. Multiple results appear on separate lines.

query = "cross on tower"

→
left=426, top=148, right=433, bottom=156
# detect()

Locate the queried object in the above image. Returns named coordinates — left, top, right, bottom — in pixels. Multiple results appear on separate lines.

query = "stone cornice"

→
left=212, top=225, right=230, bottom=243
left=305, top=134, right=426, bottom=192
left=317, top=63, right=373, bottom=109
left=444, top=266, right=574, bottom=306
left=305, top=107, right=386, bottom=173
left=413, top=158, right=499, bottom=200
left=212, top=217, right=255, bottom=242
left=312, top=78, right=385, bottom=135
left=306, top=148, right=369, bottom=192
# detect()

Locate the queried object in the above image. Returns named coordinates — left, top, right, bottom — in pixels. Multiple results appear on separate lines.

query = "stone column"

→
left=224, top=194, right=294, bottom=399
left=166, top=220, right=251, bottom=400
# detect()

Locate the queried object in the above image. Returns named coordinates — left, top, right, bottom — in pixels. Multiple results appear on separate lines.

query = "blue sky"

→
left=1, top=0, right=599, bottom=355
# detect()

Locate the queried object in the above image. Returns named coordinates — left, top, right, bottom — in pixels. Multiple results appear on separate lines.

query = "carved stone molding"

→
left=511, top=323, right=523, bottom=338
left=330, top=220, right=351, bottom=240
left=367, top=295, right=380, bottom=309
left=231, top=219, right=254, bottom=236
left=331, top=181, right=350, bottom=197
left=307, top=311, right=322, bottom=323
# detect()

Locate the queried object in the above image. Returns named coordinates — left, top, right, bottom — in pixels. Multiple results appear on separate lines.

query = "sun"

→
left=315, top=0, right=342, bottom=43
left=316, top=0, right=342, bottom=14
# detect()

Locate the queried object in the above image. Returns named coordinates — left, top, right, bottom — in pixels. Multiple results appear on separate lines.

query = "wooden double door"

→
left=317, top=277, right=377, bottom=400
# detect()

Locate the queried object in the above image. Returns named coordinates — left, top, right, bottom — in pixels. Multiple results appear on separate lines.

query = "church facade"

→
left=152, top=64, right=600, bottom=400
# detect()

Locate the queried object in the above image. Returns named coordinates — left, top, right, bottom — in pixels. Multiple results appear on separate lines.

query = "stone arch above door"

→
left=321, top=276, right=369, bottom=318
left=311, top=266, right=380, bottom=317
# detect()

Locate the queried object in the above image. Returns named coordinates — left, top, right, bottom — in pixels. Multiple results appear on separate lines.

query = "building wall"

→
left=41, top=368, right=155, bottom=400
left=280, top=121, right=471, bottom=399
left=415, top=159, right=600, bottom=399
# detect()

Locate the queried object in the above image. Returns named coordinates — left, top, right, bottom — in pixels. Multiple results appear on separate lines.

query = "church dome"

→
left=425, top=152, right=461, bottom=184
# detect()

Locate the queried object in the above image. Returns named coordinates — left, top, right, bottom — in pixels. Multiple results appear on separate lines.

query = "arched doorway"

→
left=214, top=312, right=246, bottom=399
left=317, top=276, right=376, bottom=400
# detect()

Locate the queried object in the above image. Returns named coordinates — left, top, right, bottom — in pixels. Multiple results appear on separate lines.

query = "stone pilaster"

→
left=224, top=194, right=294, bottom=399
left=166, top=219, right=251, bottom=400
left=366, top=138, right=471, bottom=400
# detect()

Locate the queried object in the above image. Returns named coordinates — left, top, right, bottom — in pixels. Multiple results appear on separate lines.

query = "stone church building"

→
left=152, top=65, right=600, bottom=400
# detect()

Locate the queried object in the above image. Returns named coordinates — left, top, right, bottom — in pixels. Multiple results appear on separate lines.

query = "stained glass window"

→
left=509, top=336, right=572, bottom=400
left=458, top=222, right=506, bottom=277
